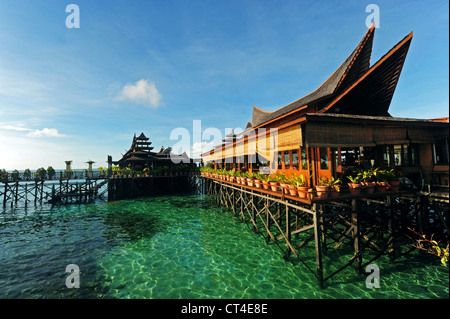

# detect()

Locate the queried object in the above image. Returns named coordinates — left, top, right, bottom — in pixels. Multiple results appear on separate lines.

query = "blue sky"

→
left=0, top=0, right=448, bottom=170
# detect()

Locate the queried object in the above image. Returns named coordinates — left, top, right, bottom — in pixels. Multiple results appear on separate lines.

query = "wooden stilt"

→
left=313, top=203, right=324, bottom=288
left=386, top=195, right=395, bottom=262
left=285, top=204, right=291, bottom=258
left=351, top=199, right=361, bottom=274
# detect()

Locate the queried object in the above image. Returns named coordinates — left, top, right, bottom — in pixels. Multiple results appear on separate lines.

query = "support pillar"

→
left=313, top=203, right=324, bottom=288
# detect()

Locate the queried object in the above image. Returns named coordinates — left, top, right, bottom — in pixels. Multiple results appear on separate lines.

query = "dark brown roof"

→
left=319, top=32, right=413, bottom=116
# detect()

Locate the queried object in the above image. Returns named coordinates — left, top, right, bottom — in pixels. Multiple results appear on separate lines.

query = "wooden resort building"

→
left=200, top=25, right=448, bottom=287
left=201, top=24, right=449, bottom=190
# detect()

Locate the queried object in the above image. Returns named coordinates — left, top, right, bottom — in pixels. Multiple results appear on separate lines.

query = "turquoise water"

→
left=0, top=194, right=448, bottom=299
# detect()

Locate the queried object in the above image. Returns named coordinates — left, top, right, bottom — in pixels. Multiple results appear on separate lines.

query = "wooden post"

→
left=351, top=199, right=361, bottom=274
left=24, top=184, right=28, bottom=207
left=386, top=195, right=395, bottom=262
left=313, top=203, right=324, bottom=288
left=251, top=192, right=256, bottom=231
left=285, top=204, right=291, bottom=258
left=266, top=198, right=271, bottom=243
left=3, top=181, right=8, bottom=206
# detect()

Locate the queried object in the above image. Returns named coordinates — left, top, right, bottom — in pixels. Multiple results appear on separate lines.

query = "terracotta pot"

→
left=270, top=181, right=279, bottom=192
left=254, top=179, right=262, bottom=189
left=288, top=184, right=297, bottom=196
left=280, top=183, right=289, bottom=195
left=247, top=178, right=254, bottom=187
left=330, top=186, right=340, bottom=197
left=230, top=176, right=235, bottom=183
left=297, top=186, right=309, bottom=199
left=363, top=181, right=376, bottom=194
left=389, top=180, right=401, bottom=192
left=348, top=183, right=361, bottom=195
left=315, top=185, right=330, bottom=198
left=376, top=182, right=388, bottom=192
left=262, top=181, right=270, bottom=190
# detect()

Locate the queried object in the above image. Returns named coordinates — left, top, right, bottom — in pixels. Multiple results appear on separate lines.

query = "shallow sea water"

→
left=0, top=194, right=448, bottom=299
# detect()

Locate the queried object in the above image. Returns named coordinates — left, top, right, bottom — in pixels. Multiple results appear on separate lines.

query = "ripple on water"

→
left=1, top=195, right=448, bottom=299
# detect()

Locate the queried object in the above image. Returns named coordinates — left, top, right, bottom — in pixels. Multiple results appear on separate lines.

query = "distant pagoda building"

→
left=109, top=132, right=192, bottom=171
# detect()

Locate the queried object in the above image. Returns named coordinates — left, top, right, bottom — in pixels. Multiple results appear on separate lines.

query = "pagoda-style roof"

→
left=250, top=23, right=412, bottom=128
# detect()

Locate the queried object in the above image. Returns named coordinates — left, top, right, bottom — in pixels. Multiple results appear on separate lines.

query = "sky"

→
left=0, top=0, right=448, bottom=170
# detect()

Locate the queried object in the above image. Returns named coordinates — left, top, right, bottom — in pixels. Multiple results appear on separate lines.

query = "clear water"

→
left=0, top=194, right=448, bottom=299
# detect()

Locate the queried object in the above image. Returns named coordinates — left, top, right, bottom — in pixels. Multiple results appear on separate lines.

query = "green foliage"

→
left=47, top=166, right=56, bottom=179
left=289, top=174, right=309, bottom=187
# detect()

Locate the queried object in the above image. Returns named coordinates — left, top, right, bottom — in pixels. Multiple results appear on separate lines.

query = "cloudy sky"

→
left=0, top=0, right=448, bottom=170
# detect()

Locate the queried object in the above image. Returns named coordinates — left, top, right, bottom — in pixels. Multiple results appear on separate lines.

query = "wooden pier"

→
left=1, top=172, right=201, bottom=206
left=202, top=175, right=447, bottom=288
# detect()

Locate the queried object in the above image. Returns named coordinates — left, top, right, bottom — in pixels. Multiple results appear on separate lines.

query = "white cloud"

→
left=27, top=128, right=66, bottom=138
left=116, top=79, right=163, bottom=108
left=0, top=124, right=32, bottom=132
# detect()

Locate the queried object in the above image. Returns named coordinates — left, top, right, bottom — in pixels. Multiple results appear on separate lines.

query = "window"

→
left=284, top=151, right=290, bottom=168
left=433, top=138, right=449, bottom=164
left=277, top=152, right=282, bottom=170
left=393, top=144, right=420, bottom=167
left=382, top=146, right=391, bottom=167
left=319, top=148, right=329, bottom=170
left=301, top=148, right=308, bottom=170
left=292, top=150, right=299, bottom=168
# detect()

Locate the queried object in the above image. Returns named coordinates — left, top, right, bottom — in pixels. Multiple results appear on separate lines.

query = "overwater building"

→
left=201, top=24, right=449, bottom=189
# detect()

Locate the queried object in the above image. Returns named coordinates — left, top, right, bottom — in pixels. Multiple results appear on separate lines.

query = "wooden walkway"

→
left=202, top=176, right=429, bottom=287
left=1, top=174, right=201, bottom=206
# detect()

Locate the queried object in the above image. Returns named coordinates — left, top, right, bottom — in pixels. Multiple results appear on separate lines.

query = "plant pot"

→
left=315, top=185, right=330, bottom=198
left=230, top=176, right=235, bottom=183
left=348, top=183, right=361, bottom=195
left=280, top=183, right=289, bottom=194
left=270, top=181, right=279, bottom=192
left=330, top=186, right=340, bottom=197
left=247, top=178, right=254, bottom=187
left=297, top=186, right=309, bottom=198
left=287, top=184, right=297, bottom=196
left=376, top=182, right=388, bottom=192
left=389, top=180, right=401, bottom=192
left=363, top=181, right=376, bottom=194
left=262, top=181, right=270, bottom=190
left=254, top=180, right=262, bottom=189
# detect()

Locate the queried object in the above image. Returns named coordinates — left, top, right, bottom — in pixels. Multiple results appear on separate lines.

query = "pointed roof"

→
left=318, top=32, right=413, bottom=116
left=251, top=24, right=376, bottom=128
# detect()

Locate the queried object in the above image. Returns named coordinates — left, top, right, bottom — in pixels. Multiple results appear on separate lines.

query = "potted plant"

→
left=327, top=177, right=342, bottom=197
left=360, top=169, right=376, bottom=194
left=284, top=176, right=298, bottom=196
left=347, top=175, right=362, bottom=195
left=258, top=174, right=270, bottom=190
left=315, top=176, right=330, bottom=198
left=292, top=174, right=309, bottom=199
left=275, top=172, right=290, bottom=194
left=252, top=172, right=263, bottom=189
left=374, top=169, right=388, bottom=192
left=383, top=169, right=402, bottom=192
left=267, top=175, right=280, bottom=192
